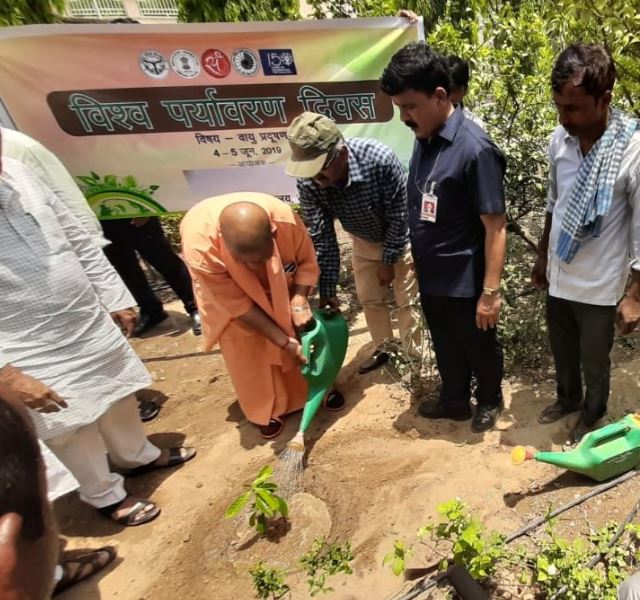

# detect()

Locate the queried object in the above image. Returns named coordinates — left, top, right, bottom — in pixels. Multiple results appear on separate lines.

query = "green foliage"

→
left=248, top=562, right=290, bottom=600
left=160, top=214, right=185, bottom=252
left=224, top=465, right=289, bottom=536
left=76, top=172, right=160, bottom=198
left=306, top=0, right=446, bottom=30
left=178, top=0, right=299, bottom=22
left=383, top=539, right=412, bottom=576
left=418, top=499, right=507, bottom=580
left=299, top=538, right=355, bottom=596
left=0, top=0, right=64, bottom=25
left=387, top=498, right=640, bottom=597
left=531, top=520, right=639, bottom=599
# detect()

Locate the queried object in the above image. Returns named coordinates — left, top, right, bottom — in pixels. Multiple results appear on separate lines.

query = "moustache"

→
left=405, top=121, right=418, bottom=131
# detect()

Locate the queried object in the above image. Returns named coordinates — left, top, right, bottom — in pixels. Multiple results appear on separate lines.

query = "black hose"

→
left=392, top=469, right=640, bottom=600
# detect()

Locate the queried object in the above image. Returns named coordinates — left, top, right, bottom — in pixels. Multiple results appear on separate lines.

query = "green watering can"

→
left=512, top=414, right=640, bottom=482
left=298, top=309, right=349, bottom=433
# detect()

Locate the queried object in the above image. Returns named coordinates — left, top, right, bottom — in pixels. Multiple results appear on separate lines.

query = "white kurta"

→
left=0, top=158, right=151, bottom=440
left=1, top=127, right=109, bottom=249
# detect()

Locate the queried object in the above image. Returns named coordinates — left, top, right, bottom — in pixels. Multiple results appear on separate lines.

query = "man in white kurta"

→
left=0, top=155, right=193, bottom=525
left=1, top=127, right=109, bottom=249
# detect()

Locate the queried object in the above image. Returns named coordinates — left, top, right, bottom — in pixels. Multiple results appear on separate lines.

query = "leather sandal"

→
left=98, top=496, right=160, bottom=527
left=53, top=546, right=117, bottom=595
left=323, top=390, right=346, bottom=411
left=259, top=417, right=285, bottom=439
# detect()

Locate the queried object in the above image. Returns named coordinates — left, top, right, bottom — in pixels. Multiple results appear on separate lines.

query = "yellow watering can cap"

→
left=631, top=414, right=640, bottom=427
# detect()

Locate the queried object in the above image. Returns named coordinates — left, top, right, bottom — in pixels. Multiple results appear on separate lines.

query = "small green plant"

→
left=76, top=171, right=160, bottom=198
left=299, top=537, right=355, bottom=596
left=383, top=539, right=412, bottom=576
left=248, top=561, right=290, bottom=600
left=419, top=499, right=507, bottom=580
left=225, top=465, right=288, bottom=535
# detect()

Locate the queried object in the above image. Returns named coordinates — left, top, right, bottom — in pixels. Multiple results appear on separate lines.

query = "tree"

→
left=178, top=0, right=299, bottom=22
left=0, top=0, right=64, bottom=25
left=306, top=0, right=447, bottom=31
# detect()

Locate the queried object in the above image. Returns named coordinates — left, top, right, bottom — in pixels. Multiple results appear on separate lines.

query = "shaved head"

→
left=219, top=202, right=274, bottom=263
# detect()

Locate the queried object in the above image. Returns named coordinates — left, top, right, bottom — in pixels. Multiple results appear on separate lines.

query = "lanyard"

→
left=413, top=140, right=442, bottom=195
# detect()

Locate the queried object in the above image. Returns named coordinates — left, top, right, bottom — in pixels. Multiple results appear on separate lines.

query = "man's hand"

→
left=290, top=295, right=314, bottom=331
left=0, top=365, right=67, bottom=412
left=282, top=337, right=308, bottom=365
left=319, top=296, right=340, bottom=316
left=130, top=217, right=150, bottom=228
left=377, top=263, right=395, bottom=287
left=616, top=295, right=640, bottom=335
left=531, top=254, right=549, bottom=291
left=476, top=293, right=501, bottom=331
left=397, top=9, right=419, bottom=22
left=111, top=308, right=137, bottom=337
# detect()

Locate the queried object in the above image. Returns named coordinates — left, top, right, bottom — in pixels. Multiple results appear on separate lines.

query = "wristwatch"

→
left=482, top=286, right=500, bottom=296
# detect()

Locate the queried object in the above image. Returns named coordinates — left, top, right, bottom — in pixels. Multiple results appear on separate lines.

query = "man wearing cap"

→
left=286, top=112, right=421, bottom=374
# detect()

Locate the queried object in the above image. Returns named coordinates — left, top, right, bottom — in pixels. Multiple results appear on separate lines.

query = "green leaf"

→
left=123, top=175, right=138, bottom=188
left=278, top=497, right=289, bottom=518
left=104, top=175, right=118, bottom=186
left=90, top=171, right=100, bottom=180
left=255, top=488, right=280, bottom=513
left=224, top=490, right=251, bottom=519
left=253, top=464, right=274, bottom=486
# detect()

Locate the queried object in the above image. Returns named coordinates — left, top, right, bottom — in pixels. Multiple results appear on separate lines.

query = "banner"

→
left=0, top=18, right=421, bottom=218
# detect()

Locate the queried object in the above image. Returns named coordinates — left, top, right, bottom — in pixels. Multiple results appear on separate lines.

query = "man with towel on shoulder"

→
left=181, top=193, right=345, bottom=439
left=532, top=44, right=640, bottom=447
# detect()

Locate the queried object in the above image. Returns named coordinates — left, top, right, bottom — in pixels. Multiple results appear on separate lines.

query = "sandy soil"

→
left=54, top=298, right=640, bottom=600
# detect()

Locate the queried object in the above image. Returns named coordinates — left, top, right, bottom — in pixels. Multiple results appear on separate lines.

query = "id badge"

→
left=420, top=192, right=438, bottom=222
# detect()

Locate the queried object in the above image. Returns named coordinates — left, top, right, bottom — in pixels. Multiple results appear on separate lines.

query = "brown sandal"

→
left=98, top=496, right=161, bottom=526
left=53, top=546, right=117, bottom=595
left=538, top=401, right=580, bottom=424
left=259, top=417, right=285, bottom=439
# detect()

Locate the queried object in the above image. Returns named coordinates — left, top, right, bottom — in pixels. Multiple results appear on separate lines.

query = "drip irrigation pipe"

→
left=392, top=468, right=640, bottom=600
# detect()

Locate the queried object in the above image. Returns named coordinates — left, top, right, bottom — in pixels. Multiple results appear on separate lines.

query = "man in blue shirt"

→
left=286, top=112, right=422, bottom=374
left=380, top=42, right=507, bottom=433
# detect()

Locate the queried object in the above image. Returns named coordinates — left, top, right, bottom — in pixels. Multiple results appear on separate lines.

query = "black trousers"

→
left=546, top=295, right=615, bottom=425
left=102, top=217, right=196, bottom=316
left=421, top=295, right=503, bottom=409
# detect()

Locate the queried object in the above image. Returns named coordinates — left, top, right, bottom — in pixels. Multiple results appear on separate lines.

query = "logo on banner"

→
left=170, top=50, right=200, bottom=79
left=259, top=49, right=297, bottom=76
left=232, top=49, right=260, bottom=77
left=139, top=50, right=169, bottom=79
left=202, top=49, right=231, bottom=78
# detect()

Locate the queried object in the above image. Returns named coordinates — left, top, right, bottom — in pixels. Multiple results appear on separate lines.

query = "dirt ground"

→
left=55, top=296, right=640, bottom=600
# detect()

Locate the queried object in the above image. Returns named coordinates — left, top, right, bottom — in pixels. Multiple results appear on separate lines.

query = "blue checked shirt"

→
left=297, top=138, right=409, bottom=298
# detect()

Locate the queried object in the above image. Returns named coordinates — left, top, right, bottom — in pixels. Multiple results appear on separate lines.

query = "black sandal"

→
left=259, top=417, right=285, bottom=439
left=53, top=546, right=117, bottom=595
left=323, top=390, right=346, bottom=411
left=124, top=446, right=197, bottom=477
left=98, top=496, right=161, bottom=526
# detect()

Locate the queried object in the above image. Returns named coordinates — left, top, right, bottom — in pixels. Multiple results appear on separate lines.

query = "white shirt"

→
left=1, top=127, right=109, bottom=248
left=0, top=158, right=150, bottom=440
left=546, top=125, right=640, bottom=305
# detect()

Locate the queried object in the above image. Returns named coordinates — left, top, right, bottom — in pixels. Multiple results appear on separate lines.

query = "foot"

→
left=323, top=389, right=346, bottom=411
left=418, top=399, right=472, bottom=421
left=138, top=399, right=160, bottom=422
left=471, top=403, right=503, bottom=433
left=563, top=417, right=600, bottom=450
left=53, top=546, right=117, bottom=595
left=133, top=311, right=169, bottom=337
left=358, top=350, right=390, bottom=374
left=98, top=496, right=160, bottom=527
left=128, top=446, right=197, bottom=476
left=259, top=417, right=285, bottom=439
left=538, top=400, right=580, bottom=424
left=189, top=310, right=202, bottom=336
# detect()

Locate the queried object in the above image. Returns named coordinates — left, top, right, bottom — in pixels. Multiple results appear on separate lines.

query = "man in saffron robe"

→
left=181, top=192, right=344, bottom=439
